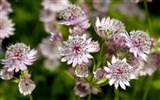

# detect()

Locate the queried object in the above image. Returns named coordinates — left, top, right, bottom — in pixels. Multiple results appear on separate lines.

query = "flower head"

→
left=75, top=63, right=88, bottom=77
left=125, top=30, right=151, bottom=60
left=95, top=17, right=126, bottom=40
left=104, top=56, right=135, bottom=89
left=93, top=68, right=106, bottom=80
left=18, top=78, right=36, bottom=96
left=0, top=16, right=14, bottom=39
left=40, top=9, right=55, bottom=23
left=1, top=43, right=37, bottom=72
left=0, top=0, right=12, bottom=16
left=59, top=4, right=87, bottom=26
left=74, top=80, right=90, bottom=97
left=59, top=34, right=100, bottom=67
left=0, top=67, right=14, bottom=80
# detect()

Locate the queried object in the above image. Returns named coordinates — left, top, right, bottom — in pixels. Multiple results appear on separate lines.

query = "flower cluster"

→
left=0, top=43, right=37, bottom=96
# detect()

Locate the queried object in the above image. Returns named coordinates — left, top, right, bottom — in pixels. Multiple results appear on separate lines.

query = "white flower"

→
left=125, top=30, right=151, bottom=61
left=44, top=59, right=60, bottom=71
left=0, top=67, right=14, bottom=80
left=18, top=78, right=36, bottom=96
left=93, top=68, right=106, bottom=80
left=39, top=9, right=55, bottom=23
left=1, top=43, right=37, bottom=72
left=104, top=56, right=135, bottom=90
left=42, top=0, right=69, bottom=12
left=59, top=34, right=100, bottom=67
left=74, top=81, right=90, bottom=97
left=95, top=17, right=126, bottom=40
left=38, top=37, right=62, bottom=60
left=92, top=0, right=111, bottom=12
left=0, top=0, right=12, bottom=16
left=75, top=63, right=88, bottom=77
left=0, top=16, right=14, bottom=39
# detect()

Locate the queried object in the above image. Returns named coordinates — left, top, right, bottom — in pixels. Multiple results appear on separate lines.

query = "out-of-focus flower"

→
left=44, top=59, right=60, bottom=71
left=74, top=80, right=90, bottom=97
left=59, top=34, right=100, bottom=67
left=139, top=54, right=158, bottom=76
left=18, top=78, right=36, bottom=96
left=114, top=3, right=145, bottom=21
left=40, top=9, right=55, bottom=23
left=92, top=0, right=111, bottom=12
left=93, top=68, right=106, bottom=80
left=59, top=4, right=88, bottom=26
left=0, top=16, right=14, bottom=39
left=125, top=30, right=151, bottom=61
left=38, top=37, right=62, bottom=60
left=0, top=67, right=14, bottom=80
left=130, top=0, right=153, bottom=3
left=104, top=56, right=135, bottom=90
left=75, top=63, right=88, bottom=77
left=0, top=0, right=12, bottom=16
left=42, top=0, right=69, bottom=13
left=157, top=55, right=160, bottom=66
left=95, top=17, right=126, bottom=40
left=1, top=43, right=37, bottom=72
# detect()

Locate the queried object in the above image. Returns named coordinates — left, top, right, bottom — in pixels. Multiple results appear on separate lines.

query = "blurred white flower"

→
left=18, top=78, right=36, bottom=96
left=1, top=43, right=37, bottom=72
left=38, top=37, right=62, bottom=60
left=104, top=56, right=135, bottom=90
left=44, top=59, right=60, bottom=71
left=92, top=0, right=111, bottom=12
left=40, top=9, right=56, bottom=23
left=0, top=0, right=12, bottom=16
left=59, top=34, right=100, bottom=67
left=125, top=30, right=151, bottom=61
left=74, top=81, right=90, bottom=97
left=0, top=67, right=14, bottom=80
left=42, top=0, right=69, bottom=13
left=0, top=16, right=14, bottom=39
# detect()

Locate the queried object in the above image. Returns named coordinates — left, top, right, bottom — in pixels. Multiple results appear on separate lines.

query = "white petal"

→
left=120, top=81, right=126, bottom=90
left=109, top=79, right=115, bottom=85
left=104, top=67, right=110, bottom=72
left=96, top=17, right=100, bottom=26
left=111, top=55, right=117, bottom=64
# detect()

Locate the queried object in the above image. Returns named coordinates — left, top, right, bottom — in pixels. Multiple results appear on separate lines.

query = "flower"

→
left=38, top=37, right=62, bottom=60
left=18, top=78, right=36, bottom=96
left=44, top=59, right=60, bottom=71
left=125, top=30, right=151, bottom=61
left=0, top=67, right=14, bottom=80
left=139, top=54, right=158, bottom=76
left=74, top=80, right=90, bottom=97
left=92, top=0, right=111, bottom=12
left=0, top=16, right=14, bottom=39
left=93, top=68, right=106, bottom=80
left=95, top=17, right=126, bottom=40
left=1, top=43, right=37, bottom=72
left=75, top=63, right=88, bottom=77
left=39, top=9, right=55, bottom=23
left=42, top=0, right=69, bottom=13
left=59, top=34, right=100, bottom=67
left=0, top=0, right=12, bottom=16
left=104, top=56, right=135, bottom=89
left=59, top=4, right=88, bottom=26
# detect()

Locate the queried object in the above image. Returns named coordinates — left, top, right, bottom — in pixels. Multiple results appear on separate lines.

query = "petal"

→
left=109, top=79, right=115, bottom=85
left=120, top=81, right=126, bottom=90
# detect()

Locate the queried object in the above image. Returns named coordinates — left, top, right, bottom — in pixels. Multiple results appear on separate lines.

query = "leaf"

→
left=64, top=70, right=74, bottom=81
left=152, top=79, right=160, bottom=90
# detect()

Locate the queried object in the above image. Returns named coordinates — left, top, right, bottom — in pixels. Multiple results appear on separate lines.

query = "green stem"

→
left=143, top=0, right=152, bottom=35
left=142, top=75, right=154, bottom=100
left=87, top=93, right=92, bottom=100
left=29, top=94, right=33, bottom=100
left=114, top=87, right=119, bottom=100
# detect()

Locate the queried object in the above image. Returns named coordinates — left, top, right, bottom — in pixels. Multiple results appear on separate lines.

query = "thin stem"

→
left=87, top=93, right=92, bottom=100
left=142, top=75, right=154, bottom=100
left=29, top=94, right=33, bottom=100
left=143, top=0, right=152, bottom=35
left=114, top=87, right=119, bottom=100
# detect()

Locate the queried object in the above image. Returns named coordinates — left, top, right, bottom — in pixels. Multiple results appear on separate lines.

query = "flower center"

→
left=116, top=68, right=123, bottom=74
left=73, top=45, right=81, bottom=54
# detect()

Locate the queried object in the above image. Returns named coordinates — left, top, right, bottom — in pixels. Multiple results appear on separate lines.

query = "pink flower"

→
left=0, top=0, right=12, bottom=16
left=1, top=43, right=37, bottom=72
left=59, top=4, right=88, bottom=26
left=18, top=78, right=36, bottom=96
left=104, top=56, right=135, bottom=90
left=95, top=17, right=126, bottom=40
left=75, top=63, right=89, bottom=77
left=0, top=67, right=14, bottom=80
left=93, top=68, right=106, bottom=80
left=125, top=30, right=151, bottom=61
left=0, top=16, right=15, bottom=39
left=59, top=34, right=100, bottom=67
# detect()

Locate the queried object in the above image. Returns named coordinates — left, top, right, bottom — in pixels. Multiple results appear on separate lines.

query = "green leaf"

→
left=64, top=70, right=74, bottom=81
left=152, top=79, right=160, bottom=90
